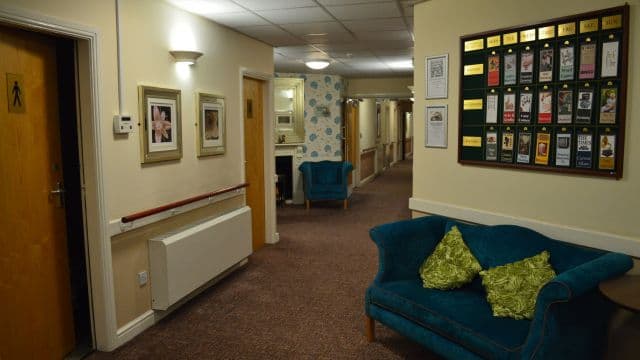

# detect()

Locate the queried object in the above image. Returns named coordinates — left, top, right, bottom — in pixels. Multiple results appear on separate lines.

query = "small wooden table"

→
left=599, top=275, right=640, bottom=312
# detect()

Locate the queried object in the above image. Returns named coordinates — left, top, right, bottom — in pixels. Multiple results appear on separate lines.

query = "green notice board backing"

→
left=458, top=5, right=628, bottom=179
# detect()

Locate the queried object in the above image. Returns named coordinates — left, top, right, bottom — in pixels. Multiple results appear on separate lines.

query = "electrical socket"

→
left=137, top=271, right=148, bottom=286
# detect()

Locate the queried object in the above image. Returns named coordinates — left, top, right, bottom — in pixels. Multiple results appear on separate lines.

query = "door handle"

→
left=49, top=181, right=66, bottom=208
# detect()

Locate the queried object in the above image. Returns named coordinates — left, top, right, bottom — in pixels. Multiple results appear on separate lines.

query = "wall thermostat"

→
left=113, top=114, right=134, bottom=134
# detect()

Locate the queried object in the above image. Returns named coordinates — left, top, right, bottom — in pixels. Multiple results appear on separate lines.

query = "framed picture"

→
left=425, top=54, right=448, bottom=99
left=196, top=92, right=225, bottom=157
left=138, top=86, right=182, bottom=163
left=425, top=104, right=447, bottom=148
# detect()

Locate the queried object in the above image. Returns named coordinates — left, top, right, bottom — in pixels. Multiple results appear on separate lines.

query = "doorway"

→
left=243, top=76, right=266, bottom=251
left=0, top=25, right=92, bottom=358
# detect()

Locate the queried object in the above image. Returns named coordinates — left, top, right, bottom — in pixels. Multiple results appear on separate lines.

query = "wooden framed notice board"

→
left=458, top=5, right=629, bottom=179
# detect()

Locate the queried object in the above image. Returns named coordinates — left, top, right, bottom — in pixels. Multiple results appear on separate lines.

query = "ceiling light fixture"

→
left=170, top=50, right=203, bottom=65
left=305, top=60, right=330, bottom=70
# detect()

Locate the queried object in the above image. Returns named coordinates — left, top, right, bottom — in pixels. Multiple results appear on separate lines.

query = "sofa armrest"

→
left=369, top=215, right=447, bottom=283
left=536, top=252, right=633, bottom=304
left=522, top=252, right=633, bottom=359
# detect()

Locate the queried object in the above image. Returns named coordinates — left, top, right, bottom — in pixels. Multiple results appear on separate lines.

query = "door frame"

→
left=0, top=7, right=116, bottom=351
left=239, top=68, right=277, bottom=245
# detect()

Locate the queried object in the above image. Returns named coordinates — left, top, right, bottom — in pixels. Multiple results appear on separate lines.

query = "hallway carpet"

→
left=91, top=160, right=439, bottom=359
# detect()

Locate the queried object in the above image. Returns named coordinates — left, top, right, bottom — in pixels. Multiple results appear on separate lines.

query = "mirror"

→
left=274, top=78, right=304, bottom=144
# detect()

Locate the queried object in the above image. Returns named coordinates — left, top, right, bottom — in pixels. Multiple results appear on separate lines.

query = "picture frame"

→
left=425, top=104, right=448, bottom=148
left=425, top=54, right=448, bottom=99
left=138, top=85, right=182, bottom=164
left=196, top=92, right=226, bottom=157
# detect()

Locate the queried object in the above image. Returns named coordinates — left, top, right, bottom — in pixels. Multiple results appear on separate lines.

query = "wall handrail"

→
left=121, top=182, right=249, bottom=223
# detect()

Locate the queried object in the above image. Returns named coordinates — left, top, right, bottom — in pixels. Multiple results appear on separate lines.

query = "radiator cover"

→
left=149, top=206, right=252, bottom=310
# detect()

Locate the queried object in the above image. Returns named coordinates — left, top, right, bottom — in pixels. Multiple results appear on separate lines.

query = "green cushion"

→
left=479, top=251, right=556, bottom=320
left=419, top=226, right=482, bottom=290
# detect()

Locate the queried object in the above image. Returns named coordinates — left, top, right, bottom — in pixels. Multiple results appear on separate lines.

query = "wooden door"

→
left=243, top=77, right=266, bottom=251
left=0, top=25, right=76, bottom=359
left=344, top=102, right=359, bottom=185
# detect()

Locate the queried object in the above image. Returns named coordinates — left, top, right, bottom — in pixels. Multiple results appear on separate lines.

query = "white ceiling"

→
left=167, top=0, right=423, bottom=77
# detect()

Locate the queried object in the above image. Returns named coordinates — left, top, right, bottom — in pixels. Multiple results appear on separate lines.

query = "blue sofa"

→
left=364, top=215, right=633, bottom=360
left=298, top=161, right=353, bottom=209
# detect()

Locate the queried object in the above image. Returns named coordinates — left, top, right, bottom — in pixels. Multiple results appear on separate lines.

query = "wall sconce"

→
left=170, top=50, right=203, bottom=65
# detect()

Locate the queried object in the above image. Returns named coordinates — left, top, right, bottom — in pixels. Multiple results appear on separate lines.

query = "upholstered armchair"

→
left=298, top=161, right=353, bottom=209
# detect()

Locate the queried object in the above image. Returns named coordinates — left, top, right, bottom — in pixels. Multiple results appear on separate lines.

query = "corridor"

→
left=92, top=160, right=437, bottom=359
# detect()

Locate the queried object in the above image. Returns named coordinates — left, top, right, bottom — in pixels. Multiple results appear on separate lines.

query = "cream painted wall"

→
left=359, top=98, right=378, bottom=150
left=413, top=0, right=640, bottom=243
left=1, top=0, right=273, bottom=219
left=346, top=77, right=413, bottom=98
left=1, top=0, right=274, bottom=348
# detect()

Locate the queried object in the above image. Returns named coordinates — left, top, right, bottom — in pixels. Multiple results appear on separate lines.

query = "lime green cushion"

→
left=479, top=251, right=556, bottom=320
left=419, top=226, right=482, bottom=290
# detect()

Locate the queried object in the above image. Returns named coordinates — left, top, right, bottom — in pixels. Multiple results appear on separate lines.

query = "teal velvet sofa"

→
left=364, top=215, right=633, bottom=360
left=298, top=161, right=353, bottom=209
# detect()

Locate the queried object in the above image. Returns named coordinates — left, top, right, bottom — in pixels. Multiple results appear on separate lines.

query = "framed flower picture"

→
left=196, top=92, right=225, bottom=157
left=138, top=86, right=182, bottom=163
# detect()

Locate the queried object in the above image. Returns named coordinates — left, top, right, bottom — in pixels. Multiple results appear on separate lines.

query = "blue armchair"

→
left=298, top=161, right=353, bottom=209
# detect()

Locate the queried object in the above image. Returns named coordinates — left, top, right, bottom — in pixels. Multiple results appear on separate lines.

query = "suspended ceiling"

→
left=167, top=0, right=423, bottom=77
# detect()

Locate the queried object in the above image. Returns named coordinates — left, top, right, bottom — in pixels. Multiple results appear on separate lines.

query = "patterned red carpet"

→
left=90, top=160, right=439, bottom=359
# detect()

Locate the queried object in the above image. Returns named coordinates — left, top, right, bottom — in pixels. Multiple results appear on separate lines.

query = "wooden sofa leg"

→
left=365, top=315, right=375, bottom=342
left=306, top=200, right=310, bottom=210
left=343, top=199, right=348, bottom=209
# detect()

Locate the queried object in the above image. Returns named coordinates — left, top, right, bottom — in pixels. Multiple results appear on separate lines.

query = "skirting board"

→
left=409, top=197, right=640, bottom=258
left=114, top=258, right=249, bottom=348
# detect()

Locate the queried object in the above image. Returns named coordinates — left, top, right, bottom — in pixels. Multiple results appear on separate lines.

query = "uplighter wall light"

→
left=170, top=50, right=203, bottom=65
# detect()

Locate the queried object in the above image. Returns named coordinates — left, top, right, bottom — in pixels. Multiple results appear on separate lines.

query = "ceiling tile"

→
left=317, top=0, right=389, bottom=5
left=236, top=25, right=305, bottom=46
left=301, top=32, right=356, bottom=44
left=280, top=22, right=347, bottom=36
left=325, top=2, right=401, bottom=20
left=205, top=11, right=270, bottom=27
left=166, top=0, right=245, bottom=14
left=256, top=7, right=332, bottom=24
left=312, top=42, right=371, bottom=52
left=234, top=0, right=317, bottom=10
left=355, top=30, right=411, bottom=41
left=274, top=45, right=321, bottom=56
left=342, top=18, right=406, bottom=32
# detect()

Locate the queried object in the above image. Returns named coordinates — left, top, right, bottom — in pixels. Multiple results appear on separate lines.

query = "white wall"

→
left=0, top=0, right=274, bottom=349
left=359, top=98, right=377, bottom=150
left=412, top=0, right=640, bottom=252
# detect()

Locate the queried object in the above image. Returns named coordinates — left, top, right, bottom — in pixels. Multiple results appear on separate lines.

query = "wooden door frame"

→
left=239, top=69, right=277, bottom=245
left=0, top=7, right=117, bottom=351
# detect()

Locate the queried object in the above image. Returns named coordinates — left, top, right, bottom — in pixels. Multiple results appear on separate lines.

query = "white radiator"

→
left=149, top=206, right=252, bottom=310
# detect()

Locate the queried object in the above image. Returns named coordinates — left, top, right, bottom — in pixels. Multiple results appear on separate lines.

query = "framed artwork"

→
left=138, top=86, right=182, bottom=163
left=196, top=92, right=225, bottom=157
left=425, top=104, right=448, bottom=148
left=425, top=54, right=448, bottom=99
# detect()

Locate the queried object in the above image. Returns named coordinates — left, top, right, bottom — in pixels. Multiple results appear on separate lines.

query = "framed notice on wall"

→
left=426, top=54, right=449, bottom=99
left=458, top=5, right=628, bottom=179
left=425, top=105, right=448, bottom=148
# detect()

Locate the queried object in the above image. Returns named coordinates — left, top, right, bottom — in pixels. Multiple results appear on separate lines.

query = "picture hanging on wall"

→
left=138, top=85, right=182, bottom=164
left=196, top=92, right=226, bottom=157
left=425, top=54, right=448, bottom=99
left=425, top=104, right=448, bottom=148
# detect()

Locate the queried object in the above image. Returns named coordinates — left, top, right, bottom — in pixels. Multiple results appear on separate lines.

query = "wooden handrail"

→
left=121, top=182, right=249, bottom=223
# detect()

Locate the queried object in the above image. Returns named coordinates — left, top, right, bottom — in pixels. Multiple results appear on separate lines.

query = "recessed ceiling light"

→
left=305, top=33, right=328, bottom=37
left=388, top=60, right=414, bottom=69
left=305, top=60, right=330, bottom=70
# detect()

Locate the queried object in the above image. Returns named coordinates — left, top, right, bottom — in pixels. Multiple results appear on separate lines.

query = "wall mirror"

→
left=274, top=78, right=304, bottom=144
